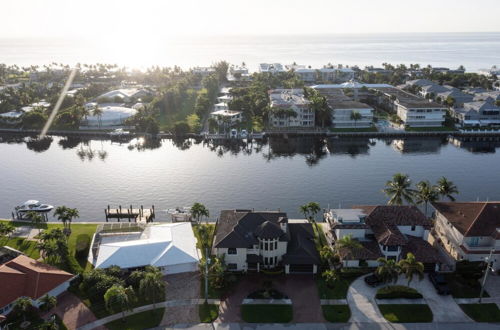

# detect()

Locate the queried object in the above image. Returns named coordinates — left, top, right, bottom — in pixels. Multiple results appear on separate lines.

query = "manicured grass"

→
left=329, top=126, right=378, bottom=132
left=459, top=303, right=500, bottom=322
left=104, top=308, right=165, bottom=330
left=199, top=303, right=219, bottom=322
left=405, top=126, right=457, bottom=132
left=0, top=236, right=40, bottom=259
left=376, top=285, right=422, bottom=299
left=378, top=304, right=433, bottom=323
left=241, top=304, right=293, bottom=323
left=445, top=273, right=489, bottom=298
left=322, top=305, right=351, bottom=322
left=316, top=276, right=354, bottom=299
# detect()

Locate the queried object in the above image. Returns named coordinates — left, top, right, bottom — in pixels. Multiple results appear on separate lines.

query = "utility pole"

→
left=479, top=248, right=494, bottom=303
left=205, top=246, right=209, bottom=303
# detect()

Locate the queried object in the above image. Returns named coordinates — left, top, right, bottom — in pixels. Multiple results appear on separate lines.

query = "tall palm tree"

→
left=92, top=104, right=103, bottom=128
left=191, top=202, right=209, bottom=224
left=383, top=173, right=415, bottom=205
left=13, top=297, right=32, bottom=321
left=435, top=177, right=459, bottom=201
left=415, top=180, right=439, bottom=216
left=299, top=204, right=309, bottom=220
left=139, top=270, right=166, bottom=309
left=53, top=206, right=79, bottom=230
left=104, top=285, right=136, bottom=321
left=307, top=202, right=321, bottom=223
left=350, top=111, right=362, bottom=128
left=26, top=211, right=43, bottom=235
left=376, top=258, right=400, bottom=284
left=335, top=234, right=362, bottom=263
left=398, top=252, right=424, bottom=287
left=0, top=223, right=15, bottom=238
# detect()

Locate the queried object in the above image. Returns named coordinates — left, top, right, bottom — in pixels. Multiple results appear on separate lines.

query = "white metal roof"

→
left=95, top=223, right=199, bottom=269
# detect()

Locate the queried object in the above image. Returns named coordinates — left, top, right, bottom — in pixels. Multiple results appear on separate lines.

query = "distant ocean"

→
left=0, top=33, right=499, bottom=72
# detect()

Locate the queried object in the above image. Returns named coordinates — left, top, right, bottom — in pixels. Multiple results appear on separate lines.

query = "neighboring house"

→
left=191, top=66, right=216, bottom=77
left=327, top=100, right=374, bottom=128
left=473, top=91, right=500, bottom=104
left=88, top=223, right=200, bottom=275
left=81, top=104, right=137, bottom=127
left=406, top=79, right=436, bottom=88
left=210, top=110, right=243, bottom=126
left=213, top=210, right=321, bottom=274
left=268, top=89, right=314, bottom=127
left=97, top=88, right=151, bottom=103
left=324, top=205, right=440, bottom=271
left=375, top=87, right=446, bottom=127
left=286, top=65, right=355, bottom=83
left=259, top=63, right=285, bottom=74
left=436, top=89, right=473, bottom=107
left=432, top=202, right=500, bottom=268
left=227, top=65, right=250, bottom=81
left=452, top=101, right=500, bottom=126
left=365, top=67, right=393, bottom=75
left=0, top=255, right=74, bottom=315
left=420, top=84, right=455, bottom=98
left=0, top=110, right=24, bottom=124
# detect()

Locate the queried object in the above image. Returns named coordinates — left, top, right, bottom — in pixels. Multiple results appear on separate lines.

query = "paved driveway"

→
left=347, top=274, right=387, bottom=323
left=160, top=271, right=202, bottom=326
left=53, top=292, right=106, bottom=330
left=217, top=274, right=323, bottom=323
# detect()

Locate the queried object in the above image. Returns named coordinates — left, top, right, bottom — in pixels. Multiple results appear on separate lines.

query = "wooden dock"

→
left=104, top=205, right=155, bottom=223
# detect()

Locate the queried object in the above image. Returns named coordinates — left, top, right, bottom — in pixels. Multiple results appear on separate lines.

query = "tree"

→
left=191, top=202, right=209, bottom=224
left=53, top=206, right=79, bottom=230
left=435, top=177, right=459, bottom=201
left=26, top=211, right=44, bottom=234
left=322, top=270, right=339, bottom=287
left=376, top=258, right=400, bottom=284
left=398, top=252, right=424, bottom=287
left=307, top=89, right=330, bottom=128
left=92, top=104, right=103, bottom=128
left=0, top=222, right=15, bottom=237
left=13, top=297, right=32, bottom=321
left=383, top=173, right=415, bottom=205
left=299, top=204, right=309, bottom=221
left=350, top=111, right=362, bottom=128
left=300, top=202, right=322, bottom=244
left=319, top=245, right=334, bottom=265
left=39, top=294, right=57, bottom=312
left=415, top=180, right=438, bottom=216
left=104, top=285, right=136, bottom=321
left=335, top=235, right=362, bottom=263
left=139, top=269, right=165, bottom=309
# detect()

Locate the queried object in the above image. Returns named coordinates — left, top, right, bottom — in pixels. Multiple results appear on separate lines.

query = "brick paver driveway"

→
left=217, top=273, right=324, bottom=323
left=53, top=292, right=106, bottom=330
left=160, top=271, right=202, bottom=326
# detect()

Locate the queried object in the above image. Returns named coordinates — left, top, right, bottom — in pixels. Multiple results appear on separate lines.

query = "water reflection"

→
left=1, top=134, right=500, bottom=164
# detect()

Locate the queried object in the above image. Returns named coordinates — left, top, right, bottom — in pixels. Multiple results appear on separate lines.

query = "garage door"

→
left=289, top=264, right=314, bottom=273
left=162, top=262, right=198, bottom=275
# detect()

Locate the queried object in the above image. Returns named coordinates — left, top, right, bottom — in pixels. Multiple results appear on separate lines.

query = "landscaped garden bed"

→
left=375, top=285, right=423, bottom=299
left=199, top=303, right=219, bottom=322
left=241, top=305, right=293, bottom=323
left=316, top=268, right=373, bottom=299
left=459, top=303, right=500, bottom=322
left=322, top=305, right=351, bottom=322
left=247, top=289, right=288, bottom=299
left=378, top=304, right=433, bottom=323
left=445, top=273, right=488, bottom=298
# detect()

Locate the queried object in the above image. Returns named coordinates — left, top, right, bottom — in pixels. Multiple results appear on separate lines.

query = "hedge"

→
left=376, top=285, right=423, bottom=299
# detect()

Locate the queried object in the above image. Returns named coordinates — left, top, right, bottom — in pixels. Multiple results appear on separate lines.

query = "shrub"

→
left=173, top=121, right=190, bottom=136
left=75, top=234, right=90, bottom=260
left=340, top=267, right=374, bottom=279
left=376, top=285, right=423, bottom=299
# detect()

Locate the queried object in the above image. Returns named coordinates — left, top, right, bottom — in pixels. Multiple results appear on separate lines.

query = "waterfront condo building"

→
left=213, top=210, right=320, bottom=274
left=327, top=99, right=374, bottom=128
left=259, top=63, right=286, bottom=74
left=452, top=101, right=500, bottom=127
left=432, top=202, right=500, bottom=269
left=268, top=89, right=314, bottom=127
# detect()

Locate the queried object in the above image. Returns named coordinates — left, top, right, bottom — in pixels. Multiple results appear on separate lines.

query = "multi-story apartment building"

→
left=327, top=100, right=374, bottom=128
left=259, top=63, right=285, bottom=74
left=268, top=89, right=314, bottom=127
left=453, top=101, right=500, bottom=126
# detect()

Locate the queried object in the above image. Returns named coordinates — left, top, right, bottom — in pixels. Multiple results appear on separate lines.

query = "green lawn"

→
left=405, top=126, right=456, bottom=132
left=199, top=303, right=219, bottom=322
left=459, top=303, right=500, bottom=322
left=329, top=126, right=378, bottom=132
left=0, top=236, right=40, bottom=259
left=445, top=273, right=489, bottom=298
left=316, top=276, right=357, bottom=299
left=104, top=308, right=165, bottom=330
left=322, top=305, right=351, bottom=322
left=378, top=304, right=433, bottom=323
left=241, top=304, right=293, bottom=323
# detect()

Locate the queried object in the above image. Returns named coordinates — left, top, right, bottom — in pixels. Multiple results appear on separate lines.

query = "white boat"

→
left=109, top=128, right=131, bottom=137
left=166, top=207, right=193, bottom=222
left=15, top=200, right=54, bottom=213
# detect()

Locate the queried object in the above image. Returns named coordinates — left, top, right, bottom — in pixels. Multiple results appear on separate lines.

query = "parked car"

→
left=364, top=274, right=383, bottom=287
left=429, top=272, right=451, bottom=295
left=240, top=129, right=248, bottom=138
left=230, top=129, right=237, bottom=138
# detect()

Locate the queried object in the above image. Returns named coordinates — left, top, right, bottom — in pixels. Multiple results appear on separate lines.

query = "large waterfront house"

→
left=213, top=210, right=321, bottom=274
left=285, top=64, right=355, bottom=83
left=268, top=89, right=314, bottom=127
left=327, top=99, right=374, bottom=128
left=432, top=202, right=500, bottom=269
left=259, top=63, right=286, bottom=74
left=0, top=254, right=74, bottom=315
left=436, top=89, right=473, bottom=107
left=210, top=110, right=243, bottom=126
left=452, top=101, right=500, bottom=127
left=81, top=103, right=138, bottom=127
left=89, top=223, right=200, bottom=275
left=97, top=88, right=151, bottom=103
left=324, top=205, right=441, bottom=271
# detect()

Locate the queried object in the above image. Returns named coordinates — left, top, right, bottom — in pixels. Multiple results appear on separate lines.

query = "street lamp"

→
left=479, top=248, right=495, bottom=303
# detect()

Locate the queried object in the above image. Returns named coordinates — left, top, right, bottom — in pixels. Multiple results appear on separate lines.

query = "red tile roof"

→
left=432, top=202, right=500, bottom=237
left=0, top=255, right=73, bottom=308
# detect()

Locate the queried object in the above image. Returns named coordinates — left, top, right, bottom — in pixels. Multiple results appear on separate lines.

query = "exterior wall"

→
left=397, top=105, right=445, bottom=127
left=379, top=244, right=402, bottom=260
left=269, top=105, right=315, bottom=127
left=331, top=108, right=374, bottom=128
left=335, top=228, right=366, bottom=240
left=217, top=247, right=248, bottom=271
left=398, top=225, right=425, bottom=237
left=434, top=212, right=465, bottom=260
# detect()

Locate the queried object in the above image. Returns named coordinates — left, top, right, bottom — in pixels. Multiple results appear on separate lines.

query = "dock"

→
left=104, top=205, right=155, bottom=223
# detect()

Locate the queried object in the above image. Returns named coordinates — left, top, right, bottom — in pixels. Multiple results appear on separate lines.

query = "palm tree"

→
left=26, top=211, right=43, bottom=234
left=415, top=181, right=438, bottom=216
left=398, top=252, right=424, bottom=287
left=350, top=111, right=362, bottom=128
left=191, top=202, right=209, bottom=224
left=299, top=204, right=309, bottom=221
left=92, top=104, right=103, bottom=128
left=376, top=258, right=400, bottom=284
left=104, top=285, right=136, bottom=321
left=435, top=177, right=459, bottom=201
left=307, top=202, right=321, bottom=223
left=335, top=234, right=362, bottom=264
left=139, top=270, right=166, bottom=309
left=383, top=173, right=415, bottom=205
left=13, top=297, right=32, bottom=321
left=39, top=294, right=57, bottom=312
left=0, top=223, right=15, bottom=238
left=53, top=206, right=79, bottom=230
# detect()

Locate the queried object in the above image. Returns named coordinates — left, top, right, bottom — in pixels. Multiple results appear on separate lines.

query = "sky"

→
left=1, top=0, right=500, bottom=39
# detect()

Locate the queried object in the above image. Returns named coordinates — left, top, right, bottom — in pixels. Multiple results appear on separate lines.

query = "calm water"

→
left=1, top=135, right=500, bottom=221
left=1, top=33, right=500, bottom=71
